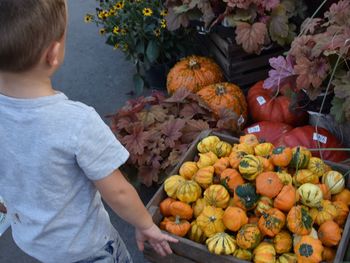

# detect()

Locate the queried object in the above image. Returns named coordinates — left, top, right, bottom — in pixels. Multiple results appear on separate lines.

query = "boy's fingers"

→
left=162, top=234, right=178, bottom=243
left=162, top=241, right=173, bottom=255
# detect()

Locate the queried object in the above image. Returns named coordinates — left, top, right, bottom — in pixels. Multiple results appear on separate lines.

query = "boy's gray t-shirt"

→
left=0, top=92, right=129, bottom=262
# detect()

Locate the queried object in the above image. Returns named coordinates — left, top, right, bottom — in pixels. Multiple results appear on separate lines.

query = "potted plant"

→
left=85, top=0, right=193, bottom=93
left=165, top=0, right=307, bottom=54
left=263, top=0, right=350, bottom=145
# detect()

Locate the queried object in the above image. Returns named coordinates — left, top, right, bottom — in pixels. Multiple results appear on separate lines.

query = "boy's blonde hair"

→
left=0, top=0, right=66, bottom=72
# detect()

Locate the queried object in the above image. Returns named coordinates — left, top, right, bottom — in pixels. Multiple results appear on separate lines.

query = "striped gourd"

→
left=204, top=185, right=230, bottom=209
left=307, top=157, right=327, bottom=177
left=289, top=147, right=311, bottom=169
left=297, top=183, right=323, bottom=208
left=238, top=154, right=263, bottom=180
left=176, top=180, right=202, bottom=203
left=206, top=232, right=237, bottom=255
left=322, top=170, right=345, bottom=194
left=188, top=220, right=207, bottom=243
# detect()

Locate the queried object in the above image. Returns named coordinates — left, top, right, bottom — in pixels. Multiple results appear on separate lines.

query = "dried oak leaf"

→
left=235, top=22, right=267, bottom=54
left=137, top=105, right=168, bottom=127
left=181, top=119, right=210, bottom=143
left=161, top=118, right=186, bottom=148
left=121, top=123, right=149, bottom=156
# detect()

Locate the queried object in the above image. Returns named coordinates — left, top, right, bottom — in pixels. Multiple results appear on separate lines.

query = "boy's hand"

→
left=135, top=223, right=178, bottom=257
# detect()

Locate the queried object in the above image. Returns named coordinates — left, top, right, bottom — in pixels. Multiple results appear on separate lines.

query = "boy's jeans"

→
left=74, top=229, right=133, bottom=263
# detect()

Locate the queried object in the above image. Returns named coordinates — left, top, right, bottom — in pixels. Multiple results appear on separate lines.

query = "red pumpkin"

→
left=244, top=121, right=293, bottom=145
left=275, top=126, right=349, bottom=162
left=247, top=81, right=308, bottom=126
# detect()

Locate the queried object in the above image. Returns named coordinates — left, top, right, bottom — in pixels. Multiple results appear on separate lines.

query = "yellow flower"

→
left=142, top=8, right=153, bottom=16
left=160, top=10, right=168, bottom=17
left=84, top=14, right=93, bottom=23
left=121, top=29, right=127, bottom=35
left=114, top=1, right=124, bottom=10
left=160, top=19, right=166, bottom=29
left=108, top=9, right=117, bottom=16
left=154, top=28, right=161, bottom=37
left=113, top=26, right=120, bottom=35
left=98, top=10, right=109, bottom=20
left=113, top=43, right=120, bottom=50
left=99, top=28, right=106, bottom=35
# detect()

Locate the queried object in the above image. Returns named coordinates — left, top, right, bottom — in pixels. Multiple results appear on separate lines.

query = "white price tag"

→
left=313, top=133, right=328, bottom=144
left=256, top=96, right=266, bottom=106
left=247, top=125, right=261, bottom=133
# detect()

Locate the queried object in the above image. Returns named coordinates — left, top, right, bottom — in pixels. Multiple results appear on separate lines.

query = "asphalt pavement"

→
left=0, top=0, right=156, bottom=262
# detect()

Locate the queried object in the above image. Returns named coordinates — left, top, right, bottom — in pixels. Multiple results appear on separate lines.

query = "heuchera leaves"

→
left=121, top=123, right=149, bottom=156
left=181, top=119, right=210, bottom=143
left=235, top=22, right=268, bottom=54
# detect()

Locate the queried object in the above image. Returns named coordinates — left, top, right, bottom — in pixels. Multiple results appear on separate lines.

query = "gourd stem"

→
left=215, top=85, right=226, bottom=96
left=175, top=215, right=181, bottom=224
left=188, top=59, right=200, bottom=69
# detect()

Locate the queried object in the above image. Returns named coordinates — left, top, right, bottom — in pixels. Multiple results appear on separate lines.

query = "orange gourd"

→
left=213, top=157, right=230, bottom=175
left=274, top=184, right=298, bottom=212
left=169, top=201, right=193, bottom=220
left=239, top=134, right=259, bottom=147
left=236, top=224, right=262, bottom=250
left=318, top=220, right=341, bottom=247
left=167, top=55, right=224, bottom=94
left=220, top=168, right=245, bottom=194
left=271, top=146, right=293, bottom=167
left=255, top=196, right=273, bottom=217
left=159, top=197, right=176, bottom=217
left=164, top=216, right=191, bottom=237
left=287, top=206, right=313, bottom=235
left=193, top=166, right=214, bottom=189
left=318, top=184, right=331, bottom=200
left=258, top=208, right=286, bottom=237
left=332, top=188, right=350, bottom=206
left=192, top=198, right=208, bottom=218
left=179, top=161, right=198, bottom=180
left=294, top=236, right=323, bottom=263
left=223, top=206, right=248, bottom=231
left=273, top=230, right=292, bottom=254
left=256, top=172, right=283, bottom=199
left=258, top=156, right=275, bottom=172
left=322, top=247, right=336, bottom=263
left=309, top=200, right=337, bottom=226
left=229, top=150, right=247, bottom=169
left=333, top=200, right=349, bottom=226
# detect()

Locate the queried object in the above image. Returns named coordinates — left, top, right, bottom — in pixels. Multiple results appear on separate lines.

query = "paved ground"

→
left=0, top=0, right=157, bottom=262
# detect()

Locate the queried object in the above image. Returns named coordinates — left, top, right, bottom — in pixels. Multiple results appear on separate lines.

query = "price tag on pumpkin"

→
left=247, top=125, right=260, bottom=133
left=313, top=133, right=328, bottom=144
left=256, top=96, right=266, bottom=106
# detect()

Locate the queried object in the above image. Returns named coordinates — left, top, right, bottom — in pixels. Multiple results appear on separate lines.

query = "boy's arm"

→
left=94, top=169, right=178, bottom=256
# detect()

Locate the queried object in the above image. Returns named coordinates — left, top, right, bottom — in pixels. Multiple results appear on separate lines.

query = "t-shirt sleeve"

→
left=75, top=109, right=129, bottom=181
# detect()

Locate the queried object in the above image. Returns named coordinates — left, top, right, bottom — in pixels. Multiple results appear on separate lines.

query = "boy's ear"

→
left=45, top=41, right=61, bottom=68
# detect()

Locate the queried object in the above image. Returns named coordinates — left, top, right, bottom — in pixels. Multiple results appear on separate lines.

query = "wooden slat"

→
left=144, top=244, right=196, bottom=263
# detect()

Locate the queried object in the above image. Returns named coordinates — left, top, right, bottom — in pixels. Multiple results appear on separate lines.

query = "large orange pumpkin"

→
left=167, top=55, right=224, bottom=94
left=196, top=82, right=248, bottom=122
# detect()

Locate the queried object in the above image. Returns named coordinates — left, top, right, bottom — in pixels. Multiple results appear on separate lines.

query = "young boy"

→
left=0, top=0, right=177, bottom=262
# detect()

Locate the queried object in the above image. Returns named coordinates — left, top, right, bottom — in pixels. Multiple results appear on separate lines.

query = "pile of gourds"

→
left=160, top=134, right=350, bottom=263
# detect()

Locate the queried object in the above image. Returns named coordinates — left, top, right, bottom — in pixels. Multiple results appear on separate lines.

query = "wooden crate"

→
left=144, top=130, right=350, bottom=263
left=195, top=26, right=285, bottom=90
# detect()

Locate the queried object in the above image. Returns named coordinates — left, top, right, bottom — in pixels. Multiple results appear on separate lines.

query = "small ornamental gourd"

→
left=206, top=232, right=237, bottom=255
left=309, top=200, right=338, bottom=226
left=233, top=183, right=259, bottom=210
left=188, top=220, right=207, bottom=243
left=308, top=157, right=327, bottom=177
left=274, top=184, right=298, bottom=212
left=164, top=216, right=191, bottom=237
left=258, top=208, right=286, bottom=237
left=277, top=170, right=293, bottom=185
left=197, top=206, right=226, bottom=237
left=271, top=146, right=293, bottom=167
left=258, top=156, right=275, bottom=172
left=213, top=157, right=230, bottom=175
left=229, top=150, right=247, bottom=169
left=159, top=197, right=176, bottom=217
left=297, top=183, right=323, bottom=208
left=169, top=201, right=193, bottom=220
left=277, top=253, right=297, bottom=263
left=287, top=206, right=313, bottom=235
left=332, top=188, right=350, bottom=206
left=273, top=230, right=293, bottom=254
left=197, top=151, right=218, bottom=169
left=322, top=247, right=336, bottom=263
left=293, top=227, right=318, bottom=248
left=293, top=169, right=319, bottom=187
left=317, top=184, right=331, bottom=200
left=255, top=196, right=273, bottom=217
left=333, top=200, right=349, bottom=226
left=294, top=236, right=323, bottom=263
left=197, top=135, right=221, bottom=153
left=220, top=168, right=245, bottom=194
left=289, top=146, right=311, bottom=169
left=164, top=175, right=185, bottom=198
left=233, top=248, right=253, bottom=261
left=254, top=142, right=274, bottom=158
left=193, top=166, right=214, bottom=189
left=214, top=141, right=232, bottom=158
left=238, top=154, right=263, bottom=181
left=256, top=172, right=283, bottom=199
left=239, top=134, right=259, bottom=147
left=236, top=224, right=262, bottom=250
left=192, top=198, right=208, bottom=218
left=179, top=161, right=198, bottom=180
left=222, top=207, right=248, bottom=232
left=318, top=220, right=341, bottom=247
left=176, top=180, right=202, bottom=203
left=253, top=242, right=276, bottom=263
left=233, top=143, right=255, bottom=155
left=322, top=170, right=345, bottom=195
left=204, top=185, right=230, bottom=209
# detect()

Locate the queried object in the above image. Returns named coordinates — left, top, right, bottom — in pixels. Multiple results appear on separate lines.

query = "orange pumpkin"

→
left=229, top=150, right=247, bottom=169
left=256, top=172, right=283, bottom=199
left=294, top=236, right=323, bottom=263
left=273, top=230, right=292, bottom=254
left=159, top=216, right=172, bottom=230
left=248, top=215, right=260, bottom=225
left=287, top=206, right=313, bottom=235
left=333, top=200, right=349, bottom=226
left=223, top=206, right=248, bottom=231
left=274, top=184, right=298, bottom=212
left=159, top=197, right=176, bottom=217
left=309, top=200, right=337, bottom=226
left=169, top=201, right=193, bottom=220
left=318, top=220, right=341, bottom=247
left=258, top=156, right=275, bottom=172
left=271, top=146, right=293, bottom=167
left=213, top=157, right=230, bottom=175
left=220, top=168, right=245, bottom=194
left=332, top=188, right=350, bottom=206
left=322, top=247, right=336, bottom=263
left=167, top=55, right=224, bottom=94
left=236, top=224, right=262, bottom=250
left=318, top=184, right=331, bottom=200
left=239, top=134, right=259, bottom=147
left=164, top=216, right=191, bottom=237
left=258, top=208, right=286, bottom=237
left=197, top=82, right=248, bottom=121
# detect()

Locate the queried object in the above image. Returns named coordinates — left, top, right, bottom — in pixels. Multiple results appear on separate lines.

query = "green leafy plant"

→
left=264, top=0, right=350, bottom=123
left=165, top=0, right=307, bottom=54
left=108, top=88, right=242, bottom=186
left=86, top=0, right=192, bottom=93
